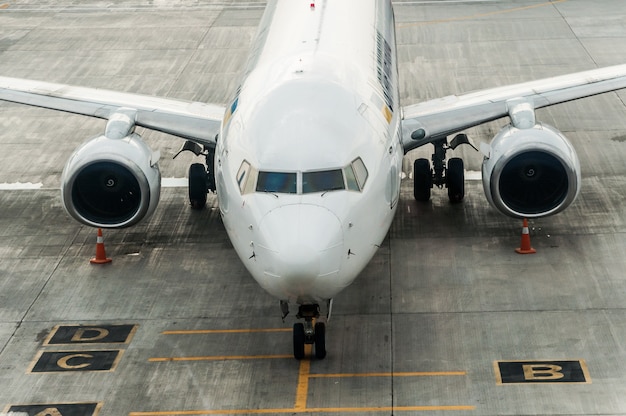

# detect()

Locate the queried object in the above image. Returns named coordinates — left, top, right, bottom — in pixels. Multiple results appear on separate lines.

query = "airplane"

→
left=1, top=0, right=626, bottom=360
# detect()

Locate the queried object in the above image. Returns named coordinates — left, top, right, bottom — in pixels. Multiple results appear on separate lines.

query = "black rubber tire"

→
left=413, top=158, right=432, bottom=201
left=314, top=322, right=326, bottom=359
left=293, top=323, right=305, bottom=360
left=446, top=158, right=465, bottom=203
left=189, top=163, right=208, bottom=210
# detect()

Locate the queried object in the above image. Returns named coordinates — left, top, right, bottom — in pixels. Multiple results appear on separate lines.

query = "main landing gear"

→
left=413, top=134, right=477, bottom=203
left=174, top=140, right=216, bottom=209
left=292, top=304, right=326, bottom=360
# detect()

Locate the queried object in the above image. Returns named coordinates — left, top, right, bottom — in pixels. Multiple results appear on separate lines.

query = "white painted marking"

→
left=161, top=178, right=188, bottom=188
left=0, top=182, right=43, bottom=190
left=0, top=178, right=189, bottom=190
left=465, top=170, right=482, bottom=181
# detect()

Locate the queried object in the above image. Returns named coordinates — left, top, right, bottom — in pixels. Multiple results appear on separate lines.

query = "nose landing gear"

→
left=293, top=304, right=326, bottom=360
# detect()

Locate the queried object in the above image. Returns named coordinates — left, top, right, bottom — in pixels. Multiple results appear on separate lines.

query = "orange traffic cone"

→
left=90, top=228, right=112, bottom=264
left=515, top=218, right=536, bottom=254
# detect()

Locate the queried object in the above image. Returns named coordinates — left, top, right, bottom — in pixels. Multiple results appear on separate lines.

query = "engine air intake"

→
left=72, top=161, right=142, bottom=225
left=498, top=151, right=569, bottom=215
left=61, top=133, right=161, bottom=228
left=482, top=123, right=581, bottom=218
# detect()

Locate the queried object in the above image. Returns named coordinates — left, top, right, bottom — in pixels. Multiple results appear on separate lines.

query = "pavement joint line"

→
left=128, top=405, right=476, bottom=415
left=309, top=371, right=467, bottom=377
left=152, top=328, right=294, bottom=361
left=161, top=328, right=291, bottom=335
left=149, top=334, right=469, bottom=414
left=396, top=0, right=567, bottom=28
left=148, top=354, right=292, bottom=362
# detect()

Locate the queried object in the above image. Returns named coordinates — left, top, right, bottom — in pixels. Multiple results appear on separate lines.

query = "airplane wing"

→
left=401, top=64, right=626, bottom=152
left=0, top=76, right=226, bottom=147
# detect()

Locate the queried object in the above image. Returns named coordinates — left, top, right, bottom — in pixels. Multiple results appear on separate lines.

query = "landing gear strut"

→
left=293, top=304, right=326, bottom=360
left=174, top=140, right=216, bottom=210
left=413, top=134, right=476, bottom=203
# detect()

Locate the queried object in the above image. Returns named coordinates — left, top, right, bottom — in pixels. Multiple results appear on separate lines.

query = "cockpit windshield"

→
left=256, top=171, right=297, bottom=193
left=239, top=158, right=368, bottom=195
left=302, top=170, right=344, bottom=193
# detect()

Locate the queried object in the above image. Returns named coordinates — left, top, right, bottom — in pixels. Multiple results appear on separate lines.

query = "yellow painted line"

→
left=294, top=345, right=312, bottom=410
left=149, top=354, right=292, bottom=362
left=129, top=405, right=475, bottom=415
left=305, top=406, right=476, bottom=412
left=397, top=0, right=567, bottom=28
left=161, top=328, right=291, bottom=335
left=309, top=371, right=467, bottom=378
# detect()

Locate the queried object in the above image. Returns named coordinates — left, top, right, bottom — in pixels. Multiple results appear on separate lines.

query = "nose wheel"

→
left=293, top=305, right=326, bottom=360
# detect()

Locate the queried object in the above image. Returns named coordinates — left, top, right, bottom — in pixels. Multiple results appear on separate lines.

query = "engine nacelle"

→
left=61, top=133, right=161, bottom=228
left=482, top=123, right=581, bottom=218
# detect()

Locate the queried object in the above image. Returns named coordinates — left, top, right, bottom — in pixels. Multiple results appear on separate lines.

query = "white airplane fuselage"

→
left=216, top=0, right=402, bottom=306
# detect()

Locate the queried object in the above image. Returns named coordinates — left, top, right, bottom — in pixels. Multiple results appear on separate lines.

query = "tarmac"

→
left=1, top=0, right=625, bottom=415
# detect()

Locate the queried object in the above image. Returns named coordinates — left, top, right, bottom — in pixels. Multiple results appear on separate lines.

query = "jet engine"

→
left=481, top=123, right=581, bottom=218
left=61, top=133, right=161, bottom=228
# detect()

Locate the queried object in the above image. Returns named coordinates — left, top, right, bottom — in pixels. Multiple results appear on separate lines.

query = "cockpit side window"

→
left=351, top=157, right=369, bottom=190
left=256, top=171, right=297, bottom=193
left=237, top=160, right=250, bottom=193
left=344, top=165, right=359, bottom=191
left=237, top=160, right=258, bottom=194
left=302, top=169, right=345, bottom=193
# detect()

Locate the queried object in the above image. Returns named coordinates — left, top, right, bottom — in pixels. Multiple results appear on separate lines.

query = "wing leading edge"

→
left=401, top=64, right=626, bottom=152
left=0, top=76, right=225, bottom=147
left=3, top=64, right=626, bottom=152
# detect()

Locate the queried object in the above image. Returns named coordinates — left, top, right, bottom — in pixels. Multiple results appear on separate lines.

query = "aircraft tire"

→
left=314, top=322, right=326, bottom=359
left=293, top=323, right=305, bottom=360
left=447, top=158, right=465, bottom=203
left=413, top=158, right=432, bottom=201
left=189, top=163, right=208, bottom=210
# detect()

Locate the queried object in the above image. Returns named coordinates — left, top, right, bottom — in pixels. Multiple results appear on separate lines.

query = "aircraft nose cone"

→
left=257, top=204, right=343, bottom=293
